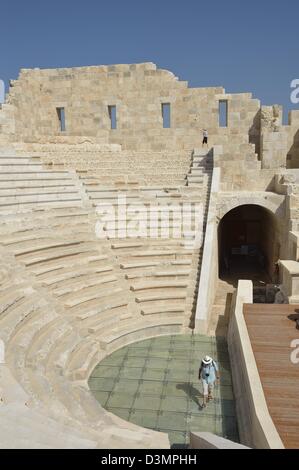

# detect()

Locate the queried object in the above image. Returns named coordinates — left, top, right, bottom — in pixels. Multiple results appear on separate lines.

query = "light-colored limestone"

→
left=0, top=62, right=299, bottom=449
left=195, top=165, right=220, bottom=332
left=278, top=259, right=299, bottom=303
left=228, top=280, right=284, bottom=449
left=189, top=431, right=250, bottom=449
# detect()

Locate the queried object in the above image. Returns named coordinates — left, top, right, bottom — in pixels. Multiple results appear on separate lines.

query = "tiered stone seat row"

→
left=0, top=145, right=212, bottom=448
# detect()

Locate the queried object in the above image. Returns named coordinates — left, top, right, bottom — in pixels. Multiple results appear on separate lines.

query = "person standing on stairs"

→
left=198, top=355, right=220, bottom=408
left=202, top=128, right=209, bottom=148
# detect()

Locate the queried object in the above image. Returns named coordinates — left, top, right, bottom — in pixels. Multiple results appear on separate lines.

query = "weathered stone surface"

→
left=0, top=62, right=298, bottom=449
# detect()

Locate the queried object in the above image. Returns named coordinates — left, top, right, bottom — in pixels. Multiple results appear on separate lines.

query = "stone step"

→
left=0, top=231, right=89, bottom=246
left=25, top=318, right=72, bottom=366
left=171, top=259, right=192, bottom=265
left=187, top=176, right=205, bottom=182
left=187, top=182, right=205, bottom=187
left=12, top=240, right=85, bottom=255
left=130, top=281, right=188, bottom=291
left=0, top=193, right=81, bottom=205
left=0, top=164, right=46, bottom=171
left=192, top=149, right=210, bottom=157
left=140, top=305, right=185, bottom=315
left=93, top=198, right=198, bottom=206
left=0, top=188, right=79, bottom=198
left=120, top=261, right=160, bottom=269
left=21, top=248, right=102, bottom=269
left=191, top=162, right=212, bottom=169
left=97, top=210, right=202, bottom=224
left=0, top=302, right=42, bottom=344
left=28, top=253, right=108, bottom=275
left=189, top=168, right=210, bottom=175
left=111, top=241, right=144, bottom=249
left=0, top=170, right=72, bottom=178
left=38, top=265, right=114, bottom=286
left=63, top=286, right=124, bottom=308
left=64, top=340, right=102, bottom=379
left=76, top=299, right=129, bottom=321
left=83, top=309, right=132, bottom=336
left=135, top=293, right=186, bottom=303
left=87, top=188, right=183, bottom=198
left=5, top=310, right=59, bottom=360
left=129, top=249, right=193, bottom=258
left=0, top=151, right=23, bottom=157
left=0, top=180, right=76, bottom=189
left=52, top=274, right=118, bottom=297
left=15, top=241, right=98, bottom=261
left=0, top=157, right=41, bottom=163
left=0, top=200, right=83, bottom=214
left=191, top=163, right=212, bottom=169
left=103, top=222, right=199, bottom=233
left=125, top=269, right=190, bottom=279
left=0, top=290, right=26, bottom=317
left=99, top=320, right=182, bottom=350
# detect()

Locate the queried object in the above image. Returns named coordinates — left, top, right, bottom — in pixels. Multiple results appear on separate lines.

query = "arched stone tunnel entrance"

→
left=218, top=204, right=280, bottom=284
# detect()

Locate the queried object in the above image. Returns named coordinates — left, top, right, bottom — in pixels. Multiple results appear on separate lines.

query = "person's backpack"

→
left=200, top=360, right=217, bottom=377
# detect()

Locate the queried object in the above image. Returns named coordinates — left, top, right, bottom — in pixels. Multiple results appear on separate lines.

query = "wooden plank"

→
left=243, top=303, right=299, bottom=449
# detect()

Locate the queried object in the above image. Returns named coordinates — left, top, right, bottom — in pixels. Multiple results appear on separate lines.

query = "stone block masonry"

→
left=4, top=62, right=260, bottom=152
left=0, top=62, right=298, bottom=449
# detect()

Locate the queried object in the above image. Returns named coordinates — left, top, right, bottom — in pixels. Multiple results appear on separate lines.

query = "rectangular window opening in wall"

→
left=56, top=107, right=66, bottom=132
left=219, top=100, right=228, bottom=127
left=108, top=105, right=117, bottom=129
left=162, top=103, right=171, bottom=128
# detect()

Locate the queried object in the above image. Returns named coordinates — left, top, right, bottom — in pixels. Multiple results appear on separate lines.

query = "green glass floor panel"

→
left=157, top=411, right=188, bottom=432
left=113, top=378, right=141, bottom=393
left=141, top=368, right=166, bottom=381
left=106, top=407, right=131, bottom=421
left=106, top=391, right=135, bottom=408
left=129, top=409, right=159, bottom=429
left=118, top=366, right=144, bottom=380
left=88, top=334, right=239, bottom=448
left=91, top=365, right=121, bottom=378
left=133, top=395, right=162, bottom=410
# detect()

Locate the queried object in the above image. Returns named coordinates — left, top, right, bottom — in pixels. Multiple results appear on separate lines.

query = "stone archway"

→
left=218, top=204, right=280, bottom=283
left=217, top=193, right=285, bottom=222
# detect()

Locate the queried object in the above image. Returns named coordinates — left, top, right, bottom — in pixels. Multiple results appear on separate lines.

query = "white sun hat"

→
left=202, top=355, right=212, bottom=365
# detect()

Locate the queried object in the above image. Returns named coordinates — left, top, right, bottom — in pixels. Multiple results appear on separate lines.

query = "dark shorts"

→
left=202, top=136, right=208, bottom=144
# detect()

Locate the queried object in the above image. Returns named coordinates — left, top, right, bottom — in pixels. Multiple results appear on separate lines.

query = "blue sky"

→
left=0, top=0, right=298, bottom=121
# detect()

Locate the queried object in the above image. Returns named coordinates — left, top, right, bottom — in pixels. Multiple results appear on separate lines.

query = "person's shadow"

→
left=176, top=383, right=204, bottom=409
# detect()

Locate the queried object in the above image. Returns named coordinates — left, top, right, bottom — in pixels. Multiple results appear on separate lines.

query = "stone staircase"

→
left=0, top=145, right=213, bottom=448
left=186, top=148, right=213, bottom=187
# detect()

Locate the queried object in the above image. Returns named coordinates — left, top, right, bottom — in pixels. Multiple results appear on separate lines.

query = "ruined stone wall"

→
left=6, top=62, right=260, bottom=151
left=287, top=111, right=299, bottom=168
left=260, top=107, right=299, bottom=169
left=0, top=103, right=15, bottom=143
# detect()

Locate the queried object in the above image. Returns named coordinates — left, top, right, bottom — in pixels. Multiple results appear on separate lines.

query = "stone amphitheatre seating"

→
left=1, top=61, right=299, bottom=449
left=0, top=144, right=212, bottom=447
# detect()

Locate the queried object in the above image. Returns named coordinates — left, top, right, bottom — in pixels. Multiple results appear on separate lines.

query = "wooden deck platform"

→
left=244, top=304, right=299, bottom=449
